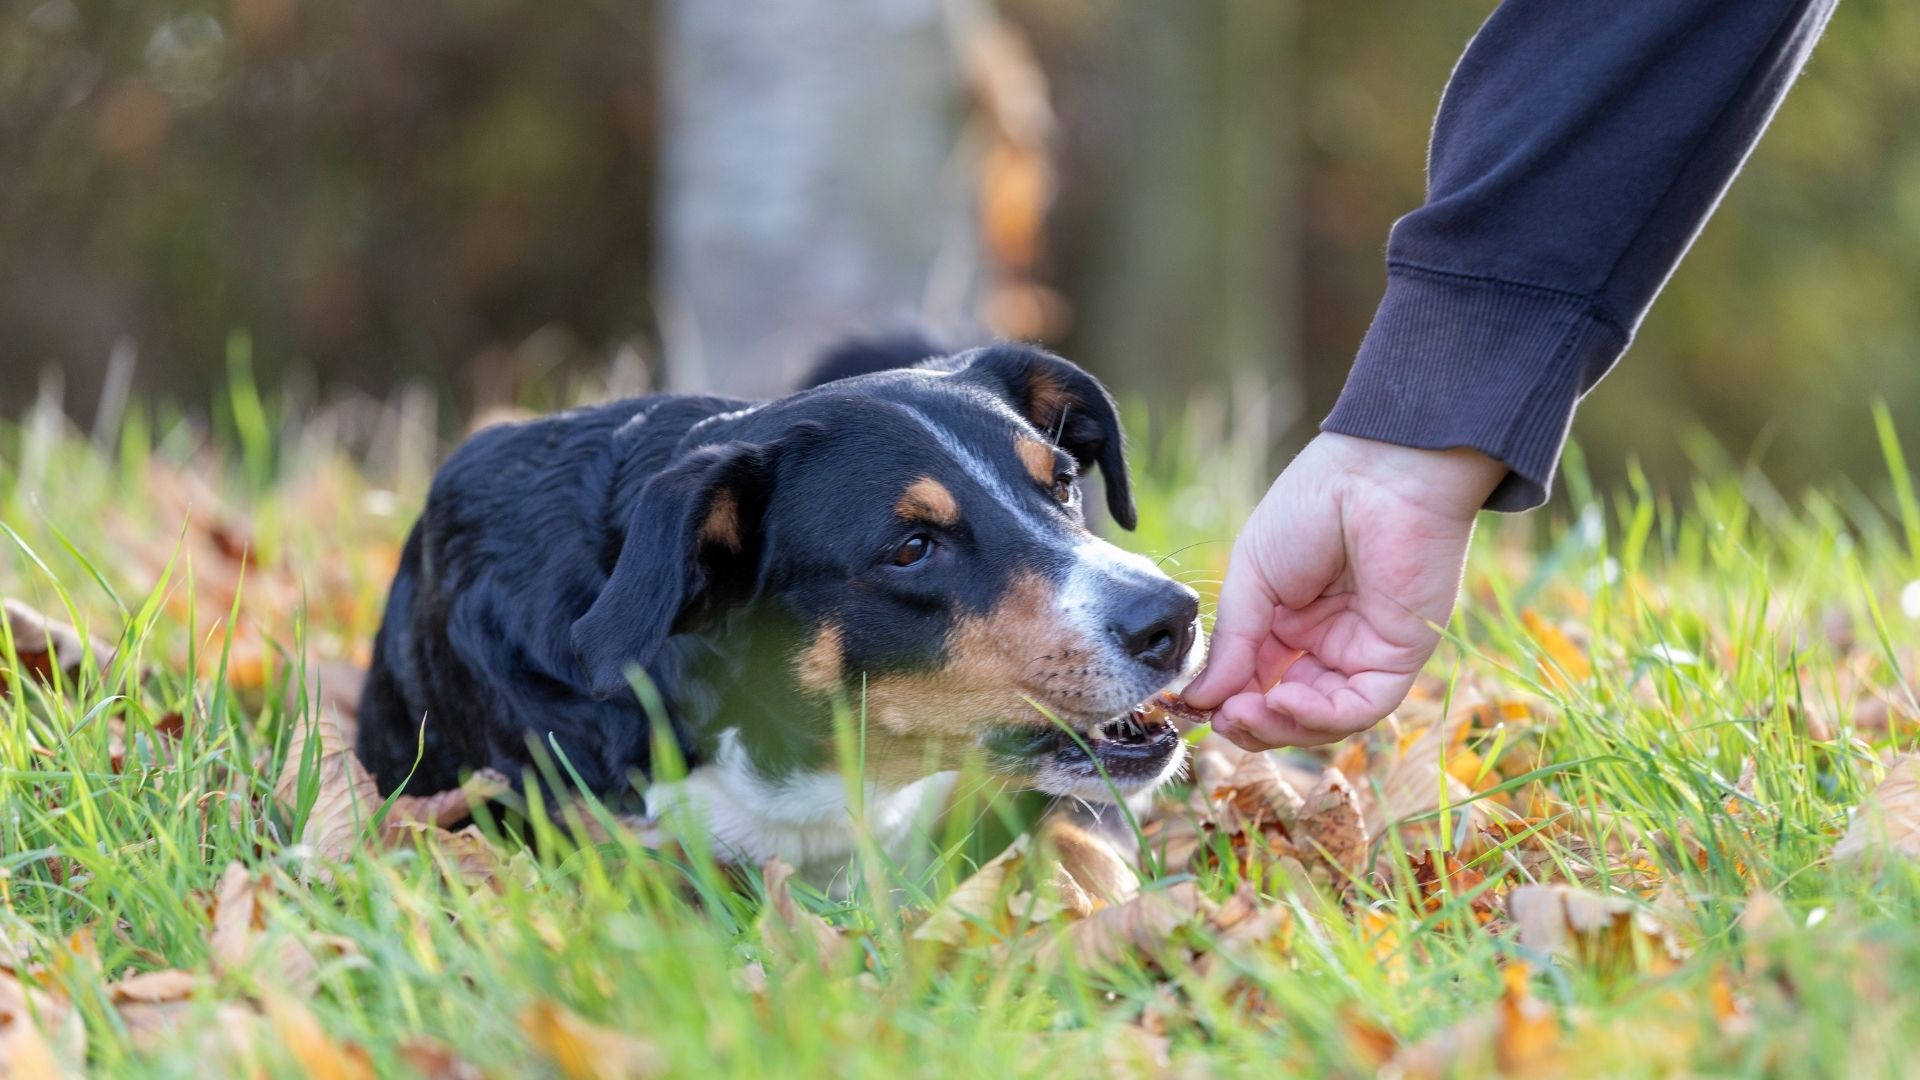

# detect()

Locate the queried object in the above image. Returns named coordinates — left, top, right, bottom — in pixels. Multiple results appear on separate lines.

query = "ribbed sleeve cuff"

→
left=1321, top=265, right=1628, bottom=512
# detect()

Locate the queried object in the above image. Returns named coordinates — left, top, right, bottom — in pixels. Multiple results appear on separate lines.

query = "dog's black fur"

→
left=358, top=339, right=1199, bottom=812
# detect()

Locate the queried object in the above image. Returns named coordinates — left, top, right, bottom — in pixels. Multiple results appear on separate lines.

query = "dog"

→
left=357, top=339, right=1202, bottom=877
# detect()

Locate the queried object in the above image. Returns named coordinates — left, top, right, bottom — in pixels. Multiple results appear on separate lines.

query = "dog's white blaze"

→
left=896, top=404, right=1054, bottom=542
left=1060, top=538, right=1205, bottom=696
left=645, top=729, right=955, bottom=890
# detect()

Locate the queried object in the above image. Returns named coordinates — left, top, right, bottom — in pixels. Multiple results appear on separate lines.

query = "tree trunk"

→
left=657, top=0, right=974, bottom=399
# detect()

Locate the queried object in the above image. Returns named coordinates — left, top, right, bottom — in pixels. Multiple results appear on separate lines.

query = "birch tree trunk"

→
left=657, top=0, right=974, bottom=399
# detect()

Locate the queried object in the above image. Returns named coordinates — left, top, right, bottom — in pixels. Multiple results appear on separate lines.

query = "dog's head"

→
left=569, top=345, right=1199, bottom=801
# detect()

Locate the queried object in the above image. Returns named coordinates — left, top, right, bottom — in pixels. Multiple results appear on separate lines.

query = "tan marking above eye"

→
left=1014, top=436, right=1059, bottom=488
left=793, top=624, right=844, bottom=694
left=699, top=489, right=743, bottom=552
left=895, top=476, right=960, bottom=526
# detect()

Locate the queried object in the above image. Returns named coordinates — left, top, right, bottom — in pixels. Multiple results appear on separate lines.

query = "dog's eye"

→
left=1050, top=476, right=1075, bottom=504
left=891, top=534, right=934, bottom=567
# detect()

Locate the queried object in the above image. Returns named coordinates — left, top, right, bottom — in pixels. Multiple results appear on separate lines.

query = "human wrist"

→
left=1314, top=432, right=1506, bottom=520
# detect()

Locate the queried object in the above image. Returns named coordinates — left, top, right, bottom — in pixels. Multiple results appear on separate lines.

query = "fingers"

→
left=1266, top=675, right=1406, bottom=735
left=1210, top=691, right=1341, bottom=750
left=1181, top=546, right=1277, bottom=710
left=1207, top=666, right=1415, bottom=751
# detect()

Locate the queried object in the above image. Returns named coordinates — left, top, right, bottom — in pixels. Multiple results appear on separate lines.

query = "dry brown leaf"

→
left=116, top=999, right=263, bottom=1058
left=1508, top=884, right=1683, bottom=977
left=1372, top=713, right=1507, bottom=853
left=914, top=836, right=1031, bottom=947
left=1734, top=888, right=1791, bottom=966
left=1097, top=1024, right=1172, bottom=1080
left=520, top=1001, right=664, bottom=1080
left=424, top=823, right=510, bottom=888
left=1271, top=854, right=1338, bottom=919
left=105, top=968, right=203, bottom=1004
left=1833, top=754, right=1920, bottom=868
left=0, top=597, right=117, bottom=694
left=274, top=708, right=509, bottom=868
left=1041, top=819, right=1140, bottom=911
left=1139, top=810, right=1208, bottom=877
left=1215, top=753, right=1307, bottom=833
left=209, top=861, right=334, bottom=994
left=1192, top=884, right=1294, bottom=991
left=0, top=970, right=84, bottom=1079
left=1035, top=882, right=1214, bottom=971
left=1338, top=1007, right=1400, bottom=1073
left=1186, top=730, right=1261, bottom=796
left=398, top=1037, right=486, bottom=1080
left=1384, top=964, right=1559, bottom=1080
left=1407, top=849, right=1501, bottom=922
left=759, top=857, right=855, bottom=974
left=261, top=988, right=375, bottom=1080
left=1298, top=768, right=1369, bottom=878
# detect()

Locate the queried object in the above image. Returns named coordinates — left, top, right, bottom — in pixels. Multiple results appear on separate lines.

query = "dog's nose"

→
left=1109, top=583, right=1200, bottom=674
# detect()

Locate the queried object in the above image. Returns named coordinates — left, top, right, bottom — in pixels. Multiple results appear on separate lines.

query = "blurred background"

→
left=2, top=0, right=1916, bottom=498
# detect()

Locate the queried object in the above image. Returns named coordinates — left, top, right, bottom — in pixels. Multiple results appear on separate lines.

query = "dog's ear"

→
left=955, top=344, right=1136, bottom=529
left=570, top=441, right=774, bottom=700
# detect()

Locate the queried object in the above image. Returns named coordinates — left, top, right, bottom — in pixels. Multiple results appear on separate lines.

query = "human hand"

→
left=1182, top=432, right=1506, bottom=750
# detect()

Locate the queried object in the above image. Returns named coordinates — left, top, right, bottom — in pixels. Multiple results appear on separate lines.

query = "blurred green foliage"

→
left=2, top=0, right=1916, bottom=500
left=0, top=0, right=655, bottom=412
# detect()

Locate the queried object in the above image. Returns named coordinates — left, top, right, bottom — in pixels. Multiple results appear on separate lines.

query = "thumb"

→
left=1182, top=546, right=1277, bottom=710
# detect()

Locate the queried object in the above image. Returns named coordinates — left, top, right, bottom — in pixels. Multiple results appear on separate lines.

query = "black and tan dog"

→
left=358, top=340, right=1201, bottom=876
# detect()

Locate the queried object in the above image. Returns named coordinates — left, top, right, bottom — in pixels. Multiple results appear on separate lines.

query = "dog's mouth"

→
left=985, top=697, right=1189, bottom=801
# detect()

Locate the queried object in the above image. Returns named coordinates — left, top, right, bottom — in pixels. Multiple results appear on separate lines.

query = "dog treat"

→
left=1132, top=689, right=1210, bottom=730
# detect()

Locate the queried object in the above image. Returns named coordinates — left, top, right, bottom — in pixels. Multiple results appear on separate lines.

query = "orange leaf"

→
left=1522, top=610, right=1592, bottom=688
left=261, top=989, right=375, bottom=1080
left=520, top=1001, right=665, bottom=1080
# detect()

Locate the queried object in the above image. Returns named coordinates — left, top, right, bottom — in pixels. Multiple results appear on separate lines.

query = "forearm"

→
left=1324, top=0, right=1837, bottom=510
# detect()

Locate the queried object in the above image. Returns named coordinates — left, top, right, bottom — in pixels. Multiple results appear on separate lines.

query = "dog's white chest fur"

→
left=644, top=729, right=955, bottom=886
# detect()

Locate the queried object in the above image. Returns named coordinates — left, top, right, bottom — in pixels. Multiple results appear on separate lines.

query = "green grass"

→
left=5, top=379, right=1920, bottom=1078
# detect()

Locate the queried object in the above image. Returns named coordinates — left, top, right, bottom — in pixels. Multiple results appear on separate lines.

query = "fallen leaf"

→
left=209, top=861, right=335, bottom=994
left=1035, top=882, right=1214, bottom=971
left=1734, top=888, right=1791, bottom=964
left=1298, top=767, right=1369, bottom=879
left=1337, top=1007, right=1400, bottom=1072
left=274, top=708, right=509, bottom=868
left=1357, top=909, right=1409, bottom=987
left=1407, top=849, right=1501, bottom=922
left=1192, top=884, right=1294, bottom=992
left=520, top=1001, right=665, bottom=1080
left=115, top=1000, right=263, bottom=1058
left=914, top=836, right=1031, bottom=947
left=1508, top=884, right=1683, bottom=977
left=0, top=970, right=84, bottom=1079
left=1097, top=1024, right=1172, bottom=1080
left=398, top=1037, right=486, bottom=1080
left=0, top=597, right=117, bottom=694
left=421, top=823, right=510, bottom=888
left=759, top=857, right=855, bottom=974
left=1372, top=713, right=1506, bottom=853
left=105, top=969, right=203, bottom=1003
left=1384, top=964, right=1559, bottom=1079
left=261, top=988, right=375, bottom=1080
left=1833, top=754, right=1920, bottom=868
left=1041, top=818, right=1139, bottom=911
left=1522, top=610, right=1593, bottom=689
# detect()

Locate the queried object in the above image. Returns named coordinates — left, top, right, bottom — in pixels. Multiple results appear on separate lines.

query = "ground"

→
left=4, top=383, right=1920, bottom=1079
